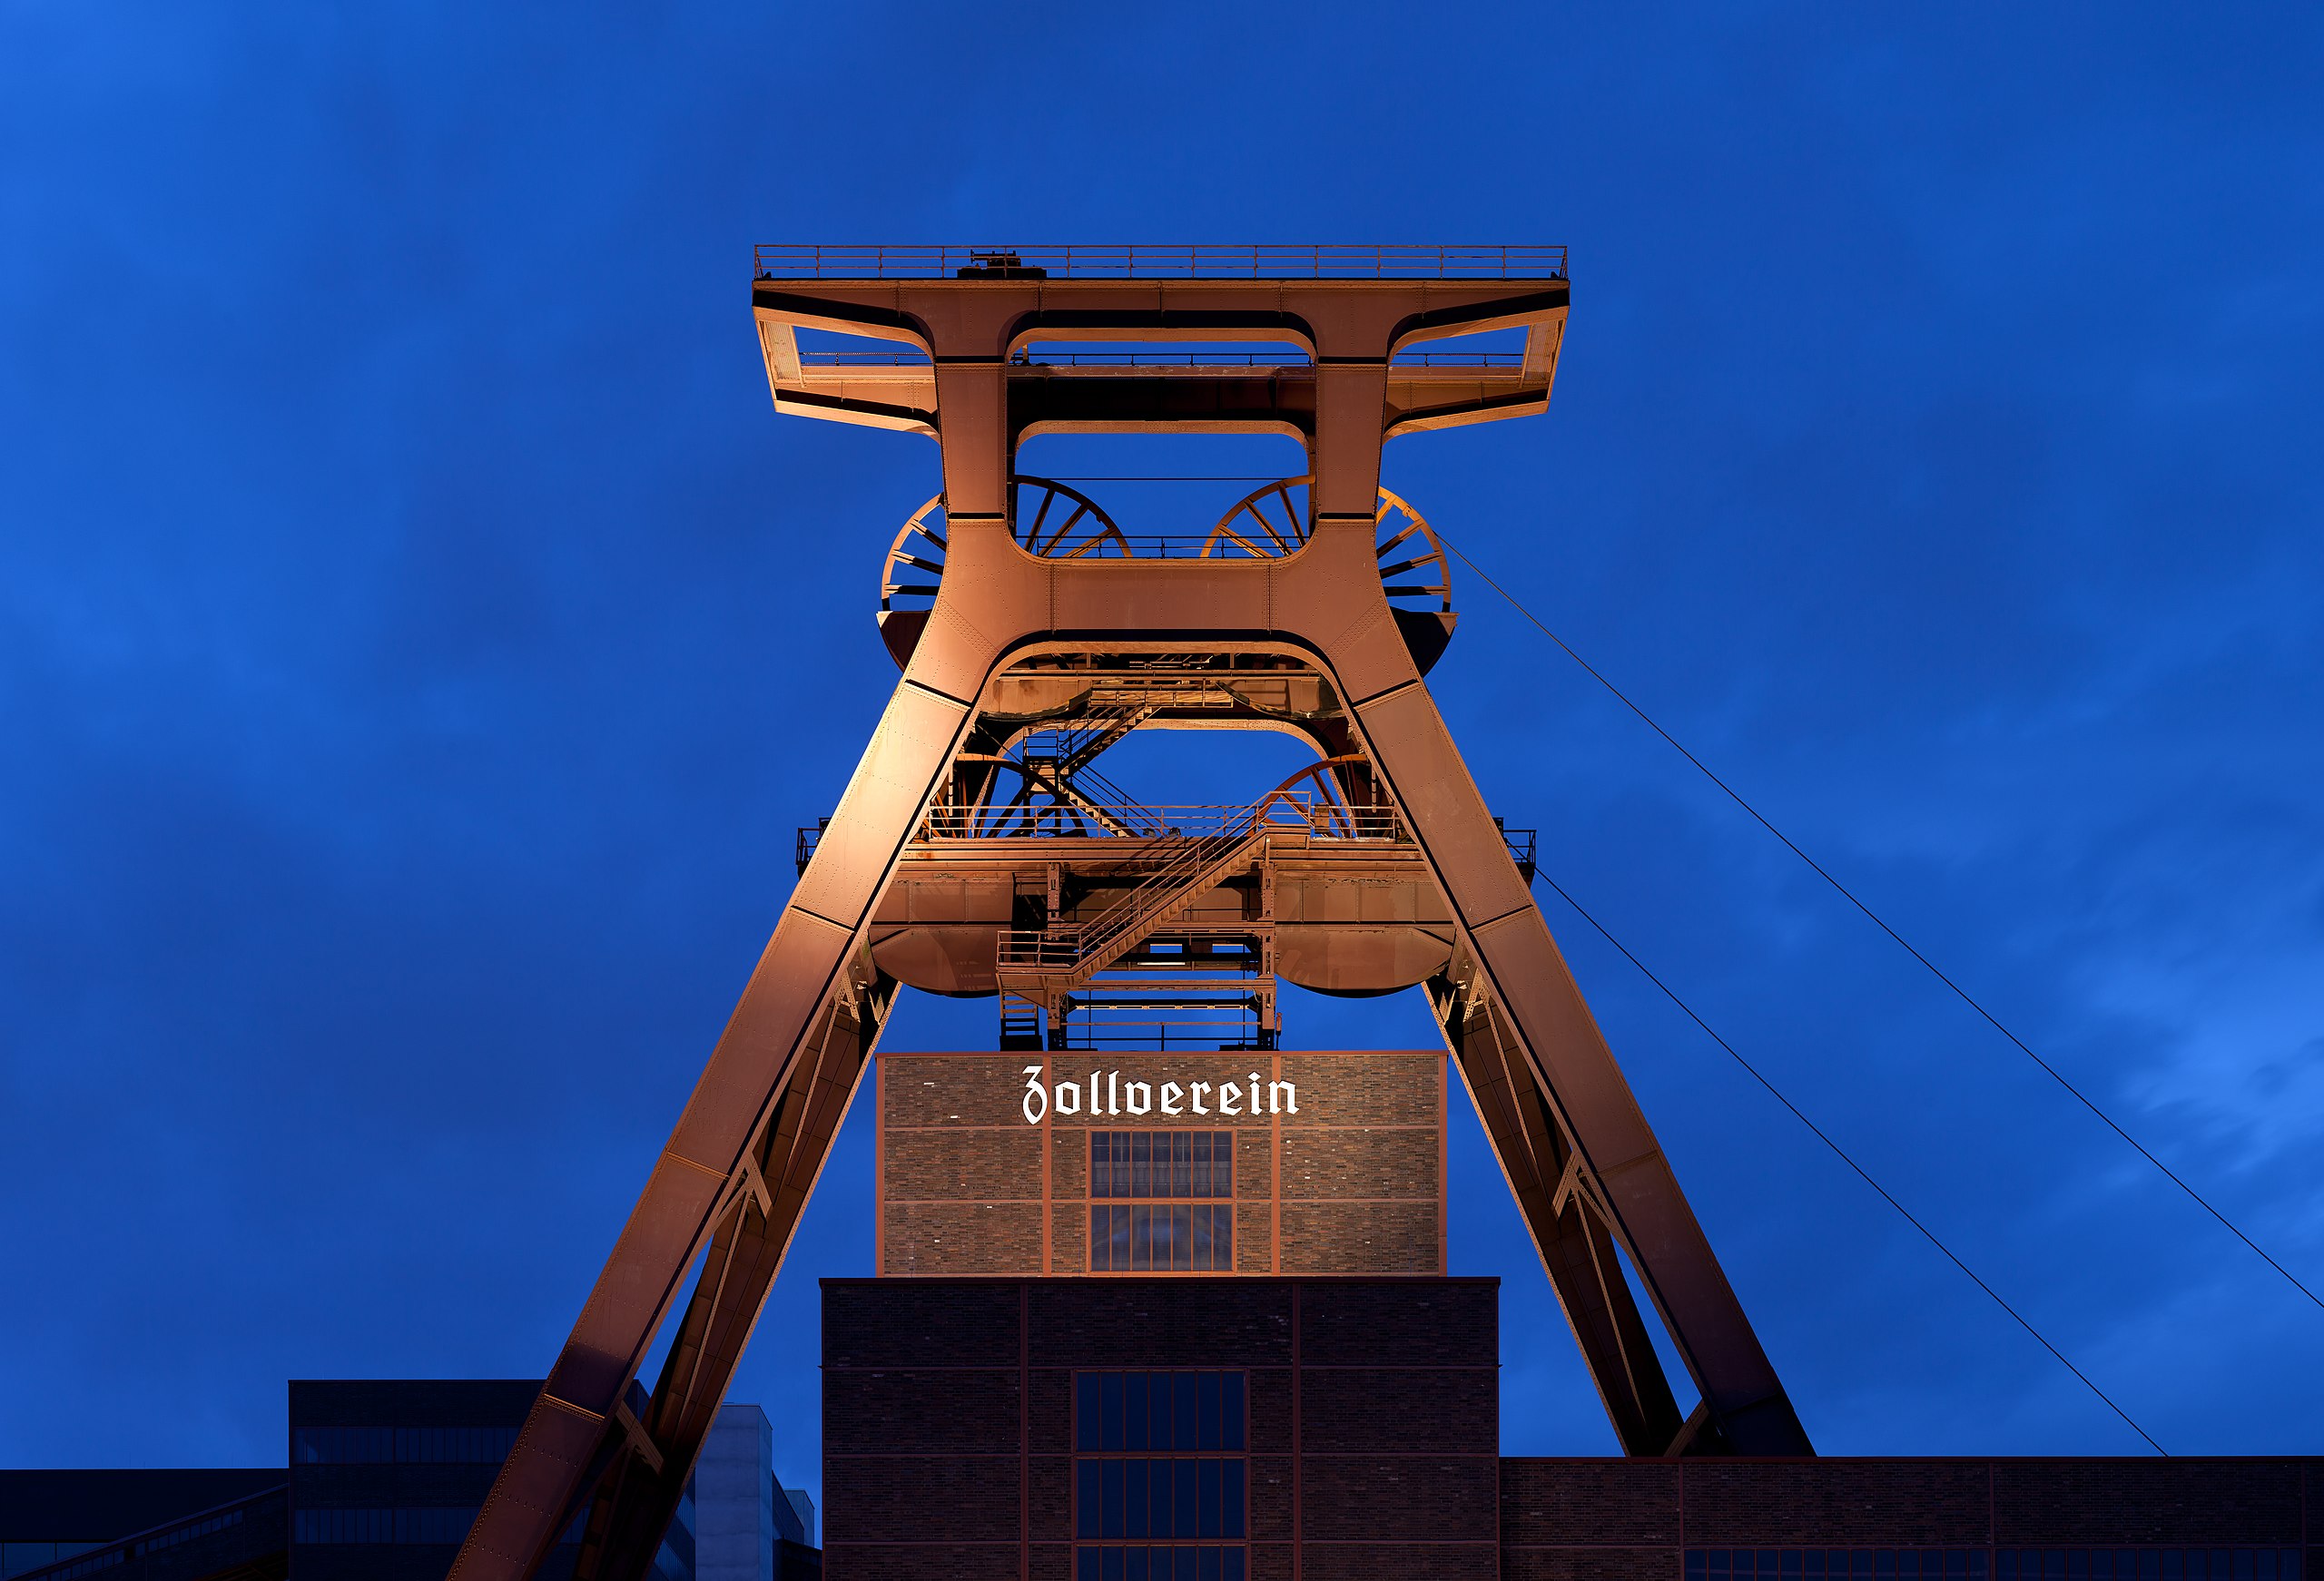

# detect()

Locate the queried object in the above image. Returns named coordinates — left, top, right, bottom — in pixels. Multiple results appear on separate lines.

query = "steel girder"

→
left=448, top=270, right=1808, bottom=1581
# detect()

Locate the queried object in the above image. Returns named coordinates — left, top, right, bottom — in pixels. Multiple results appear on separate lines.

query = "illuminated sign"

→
left=1021, top=1065, right=1299, bottom=1125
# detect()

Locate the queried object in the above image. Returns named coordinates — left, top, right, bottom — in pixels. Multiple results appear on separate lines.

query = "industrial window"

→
left=1089, top=1132, right=1234, bottom=1272
left=1687, top=1554, right=2303, bottom=1581
left=1074, top=1371, right=1247, bottom=1573
left=1077, top=1547, right=1246, bottom=1581
left=291, top=1426, right=520, bottom=1464
left=293, top=1508, right=478, bottom=1545
left=1091, top=1132, right=1234, bottom=1198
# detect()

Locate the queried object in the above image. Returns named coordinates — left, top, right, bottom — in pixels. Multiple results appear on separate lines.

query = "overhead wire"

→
left=1529, top=866, right=2167, bottom=1456
left=1432, top=527, right=2324, bottom=1317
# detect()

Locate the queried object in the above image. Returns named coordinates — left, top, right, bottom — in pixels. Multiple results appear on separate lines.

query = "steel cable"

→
left=1531, top=866, right=2168, bottom=1455
left=1433, top=529, right=2324, bottom=1316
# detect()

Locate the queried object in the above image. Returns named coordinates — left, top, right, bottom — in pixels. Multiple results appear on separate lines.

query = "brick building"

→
left=825, top=1049, right=2319, bottom=1581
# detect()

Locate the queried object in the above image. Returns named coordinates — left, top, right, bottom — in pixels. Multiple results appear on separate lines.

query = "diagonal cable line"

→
left=1531, top=867, right=2167, bottom=1455
left=1434, top=529, right=2324, bottom=1316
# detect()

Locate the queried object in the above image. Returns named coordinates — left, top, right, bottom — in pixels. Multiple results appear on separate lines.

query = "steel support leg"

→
left=1343, top=667, right=1812, bottom=1456
left=450, top=647, right=998, bottom=1581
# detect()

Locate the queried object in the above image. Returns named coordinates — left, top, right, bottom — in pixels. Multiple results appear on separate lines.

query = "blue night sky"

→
left=4, top=5, right=2321, bottom=1500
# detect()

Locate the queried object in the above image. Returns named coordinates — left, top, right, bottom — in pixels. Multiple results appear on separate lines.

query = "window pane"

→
left=1174, top=1458, right=1197, bottom=1537
left=1175, top=1374, right=1198, bottom=1448
left=1102, top=1375, right=1124, bottom=1451
left=1174, top=1206, right=1193, bottom=1272
left=1224, top=1548, right=1246, bottom=1581
left=1125, top=1372, right=1148, bottom=1450
left=1103, top=1549, right=1123, bottom=1581
left=1193, top=1132, right=1212, bottom=1196
left=1093, top=1133, right=1110, bottom=1198
left=1199, top=1458, right=1221, bottom=1537
left=1150, top=1461, right=1175, bottom=1537
left=1127, top=1549, right=1148, bottom=1581
left=1102, top=1460, right=1124, bottom=1538
left=1192, top=1202, right=1212, bottom=1269
left=1199, top=1372, right=1221, bottom=1448
left=1131, top=1206, right=1150, bottom=1272
left=1217, top=1207, right=1234, bottom=1270
left=1091, top=1207, right=1111, bottom=1272
left=1078, top=1376, right=1106, bottom=1450
left=1221, top=1458, right=1246, bottom=1537
left=1176, top=1549, right=1196, bottom=1581
left=1132, top=1133, right=1150, bottom=1197
left=1173, top=1133, right=1191, bottom=1198
left=1111, top=1206, right=1132, bottom=1270
left=1078, top=1461, right=1101, bottom=1537
left=1150, top=1373, right=1175, bottom=1450
left=1220, top=1372, right=1246, bottom=1448
left=1199, top=1548, right=1220, bottom=1581
left=1125, top=1458, right=1147, bottom=1539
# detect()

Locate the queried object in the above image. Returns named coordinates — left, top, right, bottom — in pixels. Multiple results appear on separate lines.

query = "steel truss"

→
left=448, top=251, right=1810, bottom=1581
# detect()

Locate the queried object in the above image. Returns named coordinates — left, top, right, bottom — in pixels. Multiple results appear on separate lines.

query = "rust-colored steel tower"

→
left=449, top=243, right=1813, bottom=1581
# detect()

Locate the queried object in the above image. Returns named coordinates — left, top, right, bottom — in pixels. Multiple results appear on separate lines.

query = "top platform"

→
left=753, top=242, right=1569, bottom=282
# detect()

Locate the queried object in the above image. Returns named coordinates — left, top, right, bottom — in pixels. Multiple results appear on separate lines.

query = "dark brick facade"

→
left=1501, top=1458, right=2319, bottom=1576
left=821, top=1277, right=1502, bottom=1581
left=841, top=1053, right=2319, bottom=1581
left=875, top=1051, right=1446, bottom=1276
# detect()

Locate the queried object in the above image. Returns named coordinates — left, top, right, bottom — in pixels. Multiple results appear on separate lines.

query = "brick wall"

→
left=821, top=1276, right=1501, bottom=1581
left=875, top=1050, right=1445, bottom=1277
left=1500, top=1458, right=2321, bottom=1581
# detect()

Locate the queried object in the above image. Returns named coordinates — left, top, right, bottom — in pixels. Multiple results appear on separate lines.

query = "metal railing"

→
left=794, top=349, right=1526, bottom=369
left=922, top=796, right=1405, bottom=843
left=754, top=243, right=1568, bottom=282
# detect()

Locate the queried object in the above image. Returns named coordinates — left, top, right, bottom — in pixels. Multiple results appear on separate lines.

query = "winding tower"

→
left=449, top=243, right=1815, bottom=1581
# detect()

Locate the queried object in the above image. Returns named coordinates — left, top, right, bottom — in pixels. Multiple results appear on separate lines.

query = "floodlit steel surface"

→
left=449, top=250, right=1807, bottom=1581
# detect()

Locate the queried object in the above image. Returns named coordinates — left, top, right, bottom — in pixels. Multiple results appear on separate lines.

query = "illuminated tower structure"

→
left=449, top=244, right=1815, bottom=1581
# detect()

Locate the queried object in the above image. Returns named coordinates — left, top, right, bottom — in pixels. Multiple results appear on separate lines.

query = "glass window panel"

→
left=2256, top=1556, right=2275, bottom=1581
left=2214, top=1555, right=2233, bottom=1581
left=1198, top=1550, right=1220, bottom=1581
left=1176, top=1547, right=1197, bottom=1581
left=2139, top=1558, right=2160, bottom=1581
left=1199, top=1370, right=1221, bottom=1448
left=1199, top=1458, right=1222, bottom=1538
left=1175, top=1458, right=1198, bottom=1537
left=1832, top=1551, right=1851, bottom=1577
left=1132, top=1134, right=1150, bottom=1197
left=2280, top=1552, right=2299, bottom=1581
left=1092, top=1134, right=1109, bottom=1198
left=1220, top=1372, right=1246, bottom=1448
left=2046, top=1556, right=2065, bottom=1581
left=1130, top=1459, right=1153, bottom=1539
left=1091, top=1207, right=1111, bottom=1272
left=2162, top=1552, right=2182, bottom=1581
left=1126, top=1373, right=1148, bottom=1450
left=1708, top=1553, right=1729, bottom=1579
left=1078, top=1546, right=1102, bottom=1581
left=1951, top=1556, right=1968, bottom=1580
left=1103, top=1549, right=1123, bottom=1581
left=2236, top=1556, right=2254, bottom=1581
left=1176, top=1374, right=1199, bottom=1448
left=2095, top=1556, right=2113, bottom=1581
left=1150, top=1374, right=1175, bottom=1451
left=1130, top=1206, right=1150, bottom=1271
left=1221, top=1458, right=1246, bottom=1537
left=1772, top=1553, right=1789, bottom=1579
left=1175, top=1206, right=1194, bottom=1271
left=1224, top=1548, right=1246, bottom=1581
left=1173, top=1134, right=1192, bottom=1197
left=2071, top=1553, right=2088, bottom=1581
left=1102, top=1460, right=1124, bottom=1538
left=1111, top=1206, right=1132, bottom=1270
left=1128, top=1550, right=1149, bottom=1581
left=1692, top=1556, right=1711, bottom=1581
left=1192, top=1203, right=1212, bottom=1267
left=1194, top=1133, right=1212, bottom=1195
left=1077, top=1462, right=1101, bottom=1537
left=1103, top=1375, right=1125, bottom=1450
left=1791, top=1555, right=1808, bottom=1579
